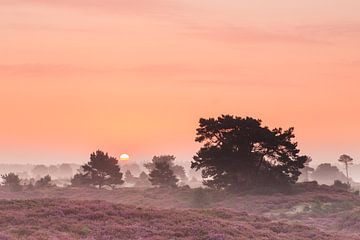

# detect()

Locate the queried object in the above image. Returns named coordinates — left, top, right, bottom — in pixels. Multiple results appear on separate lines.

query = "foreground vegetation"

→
left=1, top=183, right=360, bottom=239
left=0, top=197, right=357, bottom=240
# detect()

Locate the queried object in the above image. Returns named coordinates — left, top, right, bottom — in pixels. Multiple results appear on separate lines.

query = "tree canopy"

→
left=191, top=115, right=307, bottom=191
left=149, top=161, right=178, bottom=188
left=74, top=150, right=124, bottom=189
left=1, top=172, right=22, bottom=192
left=145, top=155, right=187, bottom=182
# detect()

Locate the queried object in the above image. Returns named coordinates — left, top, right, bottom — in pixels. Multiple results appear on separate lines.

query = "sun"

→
left=119, top=153, right=130, bottom=161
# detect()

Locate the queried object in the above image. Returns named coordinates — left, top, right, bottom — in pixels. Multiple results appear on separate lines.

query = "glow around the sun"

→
left=119, top=153, right=130, bottom=161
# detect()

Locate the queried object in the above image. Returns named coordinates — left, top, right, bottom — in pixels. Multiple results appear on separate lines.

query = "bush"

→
left=35, top=175, right=52, bottom=188
left=332, top=180, right=350, bottom=191
left=71, top=173, right=92, bottom=187
left=1, top=173, right=22, bottom=192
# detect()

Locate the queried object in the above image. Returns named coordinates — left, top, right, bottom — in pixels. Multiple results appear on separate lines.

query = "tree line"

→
left=1, top=115, right=355, bottom=192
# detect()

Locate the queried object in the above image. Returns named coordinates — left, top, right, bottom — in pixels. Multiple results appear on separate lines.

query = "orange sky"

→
left=1, top=0, right=359, bottom=165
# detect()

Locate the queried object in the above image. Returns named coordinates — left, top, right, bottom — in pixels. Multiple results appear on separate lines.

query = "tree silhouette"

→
left=191, top=115, right=307, bottom=191
left=35, top=175, right=52, bottom=188
left=149, top=161, right=178, bottom=188
left=78, top=150, right=124, bottom=189
left=135, top=171, right=151, bottom=187
left=338, top=154, right=354, bottom=185
left=1, top=173, right=22, bottom=192
left=311, top=163, right=348, bottom=185
left=124, top=170, right=136, bottom=184
left=71, top=171, right=92, bottom=187
left=303, top=156, right=314, bottom=182
left=145, top=155, right=187, bottom=182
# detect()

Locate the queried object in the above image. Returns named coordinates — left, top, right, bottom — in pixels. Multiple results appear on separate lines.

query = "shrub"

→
left=1, top=173, right=22, bottom=192
left=35, top=175, right=52, bottom=188
left=332, top=180, right=350, bottom=191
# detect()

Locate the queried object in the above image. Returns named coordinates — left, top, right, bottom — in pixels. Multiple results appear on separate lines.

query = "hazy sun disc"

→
left=120, top=153, right=130, bottom=161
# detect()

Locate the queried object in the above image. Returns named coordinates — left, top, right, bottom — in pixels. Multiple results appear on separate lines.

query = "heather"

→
left=1, top=184, right=360, bottom=239
left=0, top=198, right=353, bottom=240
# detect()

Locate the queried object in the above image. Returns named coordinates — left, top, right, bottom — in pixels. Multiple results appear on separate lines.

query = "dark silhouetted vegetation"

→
left=72, top=150, right=124, bottom=189
left=332, top=180, right=350, bottom=191
left=338, top=154, right=354, bottom=185
left=145, top=155, right=187, bottom=182
left=35, top=175, right=52, bottom=188
left=1, top=173, right=22, bottom=192
left=149, top=161, right=178, bottom=188
left=191, top=115, right=307, bottom=191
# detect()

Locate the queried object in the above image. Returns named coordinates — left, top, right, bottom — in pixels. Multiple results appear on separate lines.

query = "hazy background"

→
left=1, top=0, right=359, bottom=165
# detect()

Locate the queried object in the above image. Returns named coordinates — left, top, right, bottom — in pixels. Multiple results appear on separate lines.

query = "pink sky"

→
left=1, top=0, right=359, bottom=165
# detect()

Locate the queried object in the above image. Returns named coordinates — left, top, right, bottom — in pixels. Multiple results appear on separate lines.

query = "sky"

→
left=1, top=0, right=359, bottom=166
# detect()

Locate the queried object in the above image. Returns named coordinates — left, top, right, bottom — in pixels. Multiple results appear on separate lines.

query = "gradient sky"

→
left=1, top=0, right=359, bottom=165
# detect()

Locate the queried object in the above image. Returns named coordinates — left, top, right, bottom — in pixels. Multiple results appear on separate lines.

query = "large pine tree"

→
left=191, top=115, right=307, bottom=191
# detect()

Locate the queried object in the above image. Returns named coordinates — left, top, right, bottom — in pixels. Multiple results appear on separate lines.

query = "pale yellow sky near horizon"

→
left=1, top=0, right=359, bottom=165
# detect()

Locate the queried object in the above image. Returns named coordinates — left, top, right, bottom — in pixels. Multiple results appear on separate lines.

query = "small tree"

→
left=303, top=156, right=314, bottom=182
left=35, top=175, right=52, bottom=188
left=124, top=170, right=136, bottom=184
left=1, top=173, right=22, bottom=192
left=135, top=171, right=151, bottom=187
left=145, top=155, right=187, bottom=182
left=79, top=150, right=124, bottom=189
left=338, top=154, right=354, bottom=185
left=149, top=161, right=178, bottom=188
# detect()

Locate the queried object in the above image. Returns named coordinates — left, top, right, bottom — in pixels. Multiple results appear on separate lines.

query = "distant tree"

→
left=338, top=154, right=354, bottom=185
left=135, top=171, right=151, bottom=187
left=144, top=155, right=176, bottom=171
left=191, top=115, right=307, bottom=191
left=149, top=161, right=178, bottom=188
left=48, top=165, right=59, bottom=178
left=32, top=165, right=49, bottom=178
left=77, top=150, right=124, bottom=189
left=35, top=175, right=52, bottom=188
left=311, top=163, right=349, bottom=185
left=303, top=156, right=314, bottom=182
left=121, top=163, right=141, bottom=176
left=1, top=173, right=22, bottom=192
left=58, top=164, right=73, bottom=179
left=172, top=165, right=188, bottom=182
left=145, top=155, right=187, bottom=182
left=124, top=170, right=136, bottom=184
